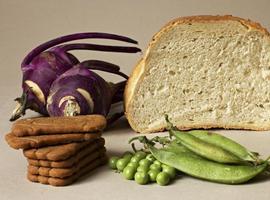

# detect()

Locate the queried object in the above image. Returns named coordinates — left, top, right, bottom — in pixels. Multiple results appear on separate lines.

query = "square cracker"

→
left=28, top=147, right=106, bottom=178
left=12, top=115, right=106, bottom=137
left=27, top=141, right=106, bottom=168
left=23, top=138, right=104, bottom=161
left=27, top=156, right=107, bottom=186
left=5, top=132, right=101, bottom=150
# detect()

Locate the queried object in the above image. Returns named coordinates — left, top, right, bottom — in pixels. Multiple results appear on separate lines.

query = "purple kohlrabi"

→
left=10, top=32, right=141, bottom=121
left=46, top=64, right=125, bottom=117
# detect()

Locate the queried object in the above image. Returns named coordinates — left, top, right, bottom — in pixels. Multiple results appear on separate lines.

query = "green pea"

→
left=146, top=154, right=156, bottom=162
left=161, top=164, right=167, bottom=169
left=153, top=160, right=162, bottom=166
left=123, top=154, right=133, bottom=161
left=137, top=165, right=149, bottom=173
left=108, top=156, right=119, bottom=169
left=123, top=151, right=133, bottom=157
left=148, top=169, right=159, bottom=182
left=135, top=151, right=147, bottom=159
left=134, top=172, right=149, bottom=185
left=130, top=156, right=142, bottom=163
left=156, top=172, right=170, bottom=186
left=123, top=166, right=136, bottom=180
left=139, top=159, right=152, bottom=167
left=162, top=165, right=176, bottom=178
left=122, top=151, right=133, bottom=159
left=116, top=158, right=129, bottom=171
left=127, top=162, right=139, bottom=169
left=150, top=163, right=161, bottom=172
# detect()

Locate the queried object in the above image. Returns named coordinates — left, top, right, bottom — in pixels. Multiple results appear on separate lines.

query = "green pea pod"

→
left=171, top=129, right=244, bottom=164
left=166, top=140, right=199, bottom=157
left=149, top=145, right=268, bottom=184
left=188, top=130, right=258, bottom=163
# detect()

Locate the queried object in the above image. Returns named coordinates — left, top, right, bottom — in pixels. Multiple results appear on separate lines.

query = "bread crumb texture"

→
left=127, top=16, right=270, bottom=133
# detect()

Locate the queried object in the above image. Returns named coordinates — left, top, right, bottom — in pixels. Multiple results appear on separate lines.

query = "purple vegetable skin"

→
left=47, top=65, right=121, bottom=117
left=13, top=51, right=78, bottom=119
left=10, top=32, right=141, bottom=121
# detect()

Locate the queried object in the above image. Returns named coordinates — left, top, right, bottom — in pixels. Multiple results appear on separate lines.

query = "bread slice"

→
left=124, top=15, right=270, bottom=133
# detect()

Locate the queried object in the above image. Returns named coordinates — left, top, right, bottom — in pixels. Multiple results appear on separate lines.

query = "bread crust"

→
left=124, top=15, right=270, bottom=133
left=140, top=123, right=270, bottom=134
left=124, top=59, right=145, bottom=131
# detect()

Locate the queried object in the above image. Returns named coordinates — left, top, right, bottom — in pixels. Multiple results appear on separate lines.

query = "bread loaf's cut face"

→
left=126, top=17, right=270, bottom=133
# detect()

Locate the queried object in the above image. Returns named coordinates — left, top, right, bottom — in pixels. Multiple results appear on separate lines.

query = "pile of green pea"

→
left=109, top=151, right=176, bottom=186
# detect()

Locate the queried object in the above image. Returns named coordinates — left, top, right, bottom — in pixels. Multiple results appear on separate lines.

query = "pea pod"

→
left=166, top=140, right=194, bottom=154
left=188, top=130, right=258, bottom=163
left=149, top=145, right=268, bottom=184
left=165, top=140, right=201, bottom=158
left=171, top=129, right=244, bottom=164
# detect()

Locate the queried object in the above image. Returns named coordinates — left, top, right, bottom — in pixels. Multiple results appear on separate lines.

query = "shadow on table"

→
left=247, top=172, right=270, bottom=184
left=75, top=165, right=270, bottom=186
left=75, top=165, right=108, bottom=185
left=105, top=117, right=132, bottom=135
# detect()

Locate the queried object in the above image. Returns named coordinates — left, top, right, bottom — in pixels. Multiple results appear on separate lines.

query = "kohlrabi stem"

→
left=10, top=93, right=28, bottom=121
left=111, top=81, right=126, bottom=104
left=58, top=43, right=141, bottom=54
left=82, top=59, right=120, bottom=71
left=81, top=60, right=129, bottom=79
left=66, top=52, right=80, bottom=64
left=22, top=32, right=140, bottom=67
left=106, top=112, right=124, bottom=127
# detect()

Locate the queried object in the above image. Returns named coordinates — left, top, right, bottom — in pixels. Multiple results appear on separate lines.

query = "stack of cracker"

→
left=5, top=115, right=107, bottom=186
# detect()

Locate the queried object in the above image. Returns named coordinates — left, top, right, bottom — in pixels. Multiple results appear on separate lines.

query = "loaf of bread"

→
left=124, top=15, right=270, bottom=133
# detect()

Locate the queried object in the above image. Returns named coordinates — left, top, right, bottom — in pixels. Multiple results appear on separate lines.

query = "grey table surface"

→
left=1, top=0, right=270, bottom=199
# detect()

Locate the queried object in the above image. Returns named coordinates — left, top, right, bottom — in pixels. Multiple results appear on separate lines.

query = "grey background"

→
left=1, top=1, right=270, bottom=200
